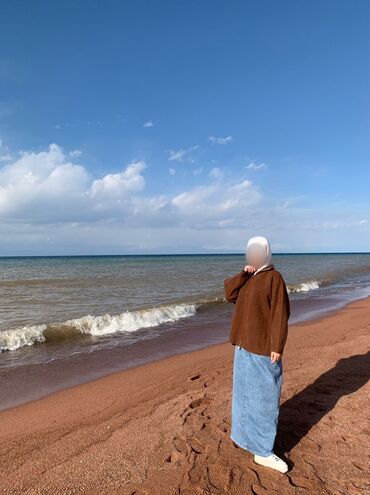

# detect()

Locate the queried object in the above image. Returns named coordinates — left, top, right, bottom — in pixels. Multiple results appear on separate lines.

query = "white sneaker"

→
left=253, top=452, right=289, bottom=473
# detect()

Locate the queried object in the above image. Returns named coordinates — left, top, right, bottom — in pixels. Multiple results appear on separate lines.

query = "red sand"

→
left=0, top=296, right=369, bottom=495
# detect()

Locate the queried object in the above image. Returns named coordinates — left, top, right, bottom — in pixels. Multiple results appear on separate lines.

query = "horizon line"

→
left=0, top=251, right=369, bottom=258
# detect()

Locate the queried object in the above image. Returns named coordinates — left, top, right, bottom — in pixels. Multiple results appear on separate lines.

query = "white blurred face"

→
left=246, top=245, right=266, bottom=269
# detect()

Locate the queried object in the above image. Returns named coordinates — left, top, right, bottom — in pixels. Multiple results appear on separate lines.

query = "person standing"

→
left=224, top=235, right=290, bottom=473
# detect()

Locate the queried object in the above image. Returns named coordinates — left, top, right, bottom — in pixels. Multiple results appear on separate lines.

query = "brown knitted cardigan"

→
left=224, top=263, right=290, bottom=356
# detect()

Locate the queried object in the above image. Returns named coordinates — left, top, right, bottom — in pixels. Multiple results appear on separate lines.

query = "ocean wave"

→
left=0, top=303, right=197, bottom=352
left=287, top=280, right=320, bottom=293
left=0, top=324, right=47, bottom=352
left=0, top=283, right=328, bottom=352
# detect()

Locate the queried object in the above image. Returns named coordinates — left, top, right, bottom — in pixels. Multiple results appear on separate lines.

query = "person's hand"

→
left=270, top=351, right=281, bottom=363
left=244, top=264, right=256, bottom=274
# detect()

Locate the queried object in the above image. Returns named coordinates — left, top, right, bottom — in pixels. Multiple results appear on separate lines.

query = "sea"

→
left=1, top=253, right=369, bottom=411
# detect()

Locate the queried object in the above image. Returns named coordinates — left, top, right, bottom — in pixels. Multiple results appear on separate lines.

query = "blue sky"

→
left=0, top=0, right=369, bottom=255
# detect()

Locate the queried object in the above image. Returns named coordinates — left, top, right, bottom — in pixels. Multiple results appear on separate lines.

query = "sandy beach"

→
left=0, top=296, right=369, bottom=495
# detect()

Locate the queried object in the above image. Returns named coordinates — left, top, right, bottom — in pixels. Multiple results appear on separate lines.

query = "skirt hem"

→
left=230, top=434, right=273, bottom=457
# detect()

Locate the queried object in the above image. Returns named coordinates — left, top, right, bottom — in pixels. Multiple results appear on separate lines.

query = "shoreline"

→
left=1, top=295, right=369, bottom=493
left=1, top=291, right=370, bottom=414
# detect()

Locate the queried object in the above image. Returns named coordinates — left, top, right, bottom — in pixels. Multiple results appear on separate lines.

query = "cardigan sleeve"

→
left=224, top=270, right=252, bottom=304
left=269, top=272, right=291, bottom=354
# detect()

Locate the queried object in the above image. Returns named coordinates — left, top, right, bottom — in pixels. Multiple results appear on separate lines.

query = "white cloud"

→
left=0, top=144, right=149, bottom=223
left=0, top=143, right=261, bottom=230
left=168, top=167, right=176, bottom=175
left=69, top=150, right=82, bottom=157
left=0, top=144, right=90, bottom=220
left=143, top=121, right=154, bottom=127
left=171, top=179, right=261, bottom=228
left=0, top=154, right=12, bottom=162
left=91, top=161, right=146, bottom=198
left=1, top=143, right=368, bottom=253
left=246, top=161, right=267, bottom=170
left=167, top=145, right=199, bottom=162
left=208, top=135, right=232, bottom=145
left=0, top=139, right=13, bottom=162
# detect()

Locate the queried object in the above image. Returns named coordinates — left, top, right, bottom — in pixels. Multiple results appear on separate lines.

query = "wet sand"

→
left=0, top=296, right=369, bottom=495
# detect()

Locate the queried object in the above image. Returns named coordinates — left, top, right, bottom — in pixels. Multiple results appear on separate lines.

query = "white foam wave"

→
left=64, top=303, right=197, bottom=336
left=0, top=324, right=47, bottom=352
left=0, top=303, right=197, bottom=352
left=287, top=280, right=320, bottom=293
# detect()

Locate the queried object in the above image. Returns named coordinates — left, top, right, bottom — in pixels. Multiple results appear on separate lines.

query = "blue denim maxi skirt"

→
left=230, top=345, right=283, bottom=456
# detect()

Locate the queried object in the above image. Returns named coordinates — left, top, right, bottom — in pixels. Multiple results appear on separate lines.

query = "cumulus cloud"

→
left=4, top=143, right=366, bottom=254
left=208, top=135, right=232, bottom=145
left=143, top=121, right=154, bottom=127
left=0, top=144, right=147, bottom=223
left=0, top=143, right=262, bottom=230
left=91, top=161, right=146, bottom=198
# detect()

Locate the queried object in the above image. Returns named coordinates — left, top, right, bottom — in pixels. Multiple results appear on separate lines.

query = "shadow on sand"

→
left=276, top=351, right=370, bottom=455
